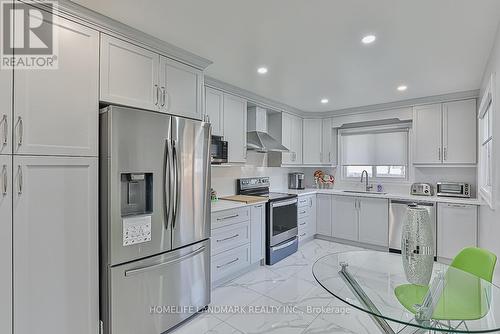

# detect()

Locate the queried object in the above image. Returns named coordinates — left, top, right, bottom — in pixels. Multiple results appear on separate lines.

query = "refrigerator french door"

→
left=100, top=106, right=211, bottom=334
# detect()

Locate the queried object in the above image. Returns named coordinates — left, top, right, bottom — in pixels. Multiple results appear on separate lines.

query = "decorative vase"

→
left=401, top=205, right=434, bottom=286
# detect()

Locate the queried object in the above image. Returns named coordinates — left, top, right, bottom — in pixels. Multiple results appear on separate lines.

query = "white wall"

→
left=478, top=22, right=500, bottom=284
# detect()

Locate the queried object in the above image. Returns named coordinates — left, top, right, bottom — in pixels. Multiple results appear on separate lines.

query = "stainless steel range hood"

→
left=247, top=106, right=289, bottom=153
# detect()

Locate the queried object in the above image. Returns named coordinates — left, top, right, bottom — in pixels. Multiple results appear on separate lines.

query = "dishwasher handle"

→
left=390, top=199, right=435, bottom=207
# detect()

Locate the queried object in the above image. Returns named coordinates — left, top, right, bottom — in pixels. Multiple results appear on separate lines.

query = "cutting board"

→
left=221, top=195, right=267, bottom=204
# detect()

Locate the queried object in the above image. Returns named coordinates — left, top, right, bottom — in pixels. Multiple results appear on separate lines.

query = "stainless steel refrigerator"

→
left=99, top=106, right=211, bottom=334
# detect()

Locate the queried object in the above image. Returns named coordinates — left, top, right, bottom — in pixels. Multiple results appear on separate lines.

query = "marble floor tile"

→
left=265, top=276, right=317, bottom=304
left=231, top=266, right=287, bottom=294
left=210, top=284, right=264, bottom=321
left=170, top=313, right=221, bottom=334
left=206, top=321, right=244, bottom=334
left=224, top=295, right=317, bottom=334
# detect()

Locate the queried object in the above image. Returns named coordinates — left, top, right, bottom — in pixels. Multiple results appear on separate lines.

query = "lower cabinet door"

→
left=250, top=204, right=265, bottom=263
left=0, top=155, right=12, bottom=334
left=316, top=194, right=332, bottom=236
left=358, top=198, right=389, bottom=247
left=13, top=156, right=98, bottom=334
left=332, top=196, right=358, bottom=241
left=437, top=203, right=478, bottom=260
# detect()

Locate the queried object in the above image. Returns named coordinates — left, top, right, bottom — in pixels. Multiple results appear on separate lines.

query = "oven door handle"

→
left=271, top=199, right=298, bottom=208
left=271, top=238, right=296, bottom=251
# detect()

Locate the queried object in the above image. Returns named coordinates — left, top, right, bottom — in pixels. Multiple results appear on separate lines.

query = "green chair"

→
left=394, top=247, right=497, bottom=321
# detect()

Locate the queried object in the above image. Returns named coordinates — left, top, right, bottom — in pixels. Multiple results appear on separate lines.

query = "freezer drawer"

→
left=106, top=240, right=210, bottom=334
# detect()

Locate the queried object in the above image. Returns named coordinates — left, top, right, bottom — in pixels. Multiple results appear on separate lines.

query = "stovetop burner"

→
left=237, top=177, right=297, bottom=202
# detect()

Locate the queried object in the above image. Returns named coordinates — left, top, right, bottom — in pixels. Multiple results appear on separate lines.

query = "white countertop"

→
left=211, top=198, right=268, bottom=213
left=283, top=188, right=483, bottom=205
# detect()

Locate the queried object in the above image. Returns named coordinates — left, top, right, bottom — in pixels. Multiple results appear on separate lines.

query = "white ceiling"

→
left=73, top=0, right=500, bottom=112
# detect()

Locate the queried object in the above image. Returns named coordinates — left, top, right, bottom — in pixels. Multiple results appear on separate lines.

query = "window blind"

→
left=341, top=129, right=408, bottom=166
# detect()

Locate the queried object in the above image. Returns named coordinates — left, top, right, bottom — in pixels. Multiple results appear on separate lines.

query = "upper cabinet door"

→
left=303, top=119, right=322, bottom=164
left=100, top=34, right=160, bottom=111
left=281, top=113, right=293, bottom=164
left=413, top=104, right=443, bottom=164
left=321, top=118, right=335, bottom=164
left=0, top=68, right=12, bottom=155
left=0, top=156, right=12, bottom=334
left=443, top=99, right=477, bottom=164
left=14, top=16, right=98, bottom=157
left=13, top=156, right=98, bottom=334
left=223, top=94, right=247, bottom=163
left=160, top=57, right=203, bottom=120
left=291, top=115, right=303, bottom=164
left=205, top=87, right=224, bottom=136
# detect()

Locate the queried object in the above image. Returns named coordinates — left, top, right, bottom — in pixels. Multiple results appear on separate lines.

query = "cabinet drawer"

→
left=211, top=221, right=250, bottom=255
left=298, top=217, right=309, bottom=231
left=211, top=207, right=250, bottom=228
left=211, top=244, right=251, bottom=283
left=298, top=230, right=310, bottom=242
left=298, top=205, right=311, bottom=219
left=298, top=196, right=312, bottom=208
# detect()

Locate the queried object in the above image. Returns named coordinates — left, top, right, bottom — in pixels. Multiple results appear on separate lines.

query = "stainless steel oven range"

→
left=237, top=177, right=298, bottom=265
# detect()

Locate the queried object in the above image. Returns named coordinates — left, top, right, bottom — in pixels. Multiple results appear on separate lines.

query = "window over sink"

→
left=339, top=124, right=410, bottom=181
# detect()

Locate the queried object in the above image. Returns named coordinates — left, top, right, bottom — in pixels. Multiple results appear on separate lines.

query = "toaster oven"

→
left=436, top=182, right=470, bottom=198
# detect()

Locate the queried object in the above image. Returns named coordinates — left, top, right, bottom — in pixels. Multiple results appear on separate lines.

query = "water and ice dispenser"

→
left=120, top=173, right=153, bottom=246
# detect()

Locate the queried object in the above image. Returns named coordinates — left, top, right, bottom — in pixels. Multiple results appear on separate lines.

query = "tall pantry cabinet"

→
left=2, top=7, right=99, bottom=334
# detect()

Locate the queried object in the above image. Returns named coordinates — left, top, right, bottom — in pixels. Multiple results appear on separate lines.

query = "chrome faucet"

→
left=360, top=170, right=373, bottom=192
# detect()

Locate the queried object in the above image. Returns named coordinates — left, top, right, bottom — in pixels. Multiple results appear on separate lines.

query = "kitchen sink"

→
left=342, top=190, right=387, bottom=195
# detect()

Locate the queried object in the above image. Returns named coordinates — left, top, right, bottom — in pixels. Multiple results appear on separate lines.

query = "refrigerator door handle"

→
left=172, top=139, right=180, bottom=229
left=164, top=139, right=174, bottom=230
left=124, top=245, right=206, bottom=277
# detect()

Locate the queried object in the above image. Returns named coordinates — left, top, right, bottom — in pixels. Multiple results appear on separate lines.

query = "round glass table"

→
left=312, top=251, right=500, bottom=333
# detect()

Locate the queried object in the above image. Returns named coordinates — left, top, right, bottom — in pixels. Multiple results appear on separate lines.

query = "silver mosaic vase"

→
left=401, top=205, right=434, bottom=286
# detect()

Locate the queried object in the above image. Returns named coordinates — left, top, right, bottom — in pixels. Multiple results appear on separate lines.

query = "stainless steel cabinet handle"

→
left=216, top=234, right=239, bottom=243
left=17, top=165, right=22, bottom=195
left=16, top=116, right=23, bottom=146
left=438, top=147, right=441, bottom=161
left=154, top=84, right=159, bottom=105
left=1, top=114, right=7, bottom=146
left=447, top=203, right=467, bottom=208
left=217, top=257, right=239, bottom=269
left=443, top=147, right=447, bottom=161
left=160, top=87, right=166, bottom=107
left=329, top=152, right=331, bottom=162
left=300, top=233, right=306, bottom=237
left=2, top=165, right=7, bottom=196
left=125, top=246, right=205, bottom=277
left=299, top=210, right=307, bottom=214
left=299, top=222, right=306, bottom=226
left=217, top=214, right=239, bottom=221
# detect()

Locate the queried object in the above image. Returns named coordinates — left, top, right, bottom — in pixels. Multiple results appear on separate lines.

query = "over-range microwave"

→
left=436, top=182, right=471, bottom=198
left=210, top=135, right=228, bottom=164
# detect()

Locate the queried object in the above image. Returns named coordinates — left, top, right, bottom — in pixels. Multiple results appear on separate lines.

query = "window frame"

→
left=339, top=124, right=410, bottom=182
left=478, top=74, right=495, bottom=209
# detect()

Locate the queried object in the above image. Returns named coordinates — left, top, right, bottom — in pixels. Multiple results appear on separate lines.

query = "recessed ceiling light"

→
left=321, top=98, right=329, bottom=104
left=257, top=67, right=268, bottom=74
left=397, top=85, right=408, bottom=91
left=361, top=35, right=376, bottom=44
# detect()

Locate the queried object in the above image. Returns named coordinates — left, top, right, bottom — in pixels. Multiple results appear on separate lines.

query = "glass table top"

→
left=312, top=251, right=500, bottom=333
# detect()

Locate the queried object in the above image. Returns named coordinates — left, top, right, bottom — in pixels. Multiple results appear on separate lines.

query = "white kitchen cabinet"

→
left=442, top=100, right=477, bottom=164
left=332, top=195, right=358, bottom=241
left=223, top=94, right=247, bottom=163
left=316, top=194, right=332, bottom=236
left=413, top=103, right=443, bottom=164
left=250, top=204, right=265, bottom=263
left=358, top=197, right=389, bottom=247
left=321, top=118, right=336, bottom=164
left=303, top=119, right=323, bottom=164
left=0, top=68, right=12, bottom=155
left=205, top=87, right=224, bottom=136
left=281, top=113, right=303, bottom=165
left=160, top=57, right=203, bottom=120
left=100, top=34, right=160, bottom=111
left=13, top=156, right=98, bottom=334
left=14, top=17, right=99, bottom=157
left=437, top=203, right=477, bottom=260
left=298, top=194, right=317, bottom=242
left=413, top=100, right=476, bottom=165
left=0, top=155, right=11, bottom=334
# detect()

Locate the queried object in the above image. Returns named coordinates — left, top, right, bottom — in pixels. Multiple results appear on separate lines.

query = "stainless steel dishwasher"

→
left=389, top=199, right=437, bottom=256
